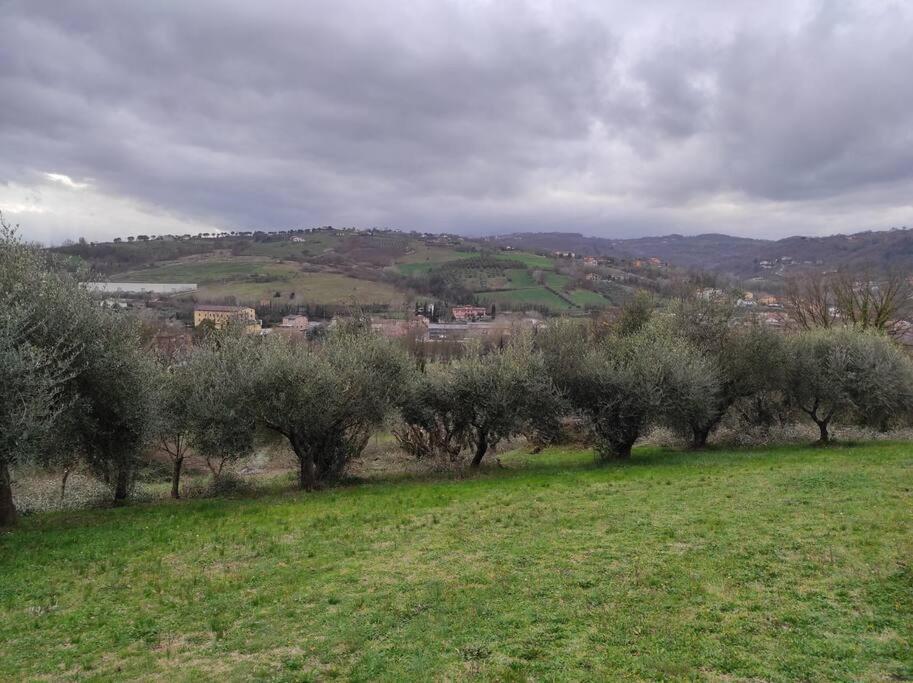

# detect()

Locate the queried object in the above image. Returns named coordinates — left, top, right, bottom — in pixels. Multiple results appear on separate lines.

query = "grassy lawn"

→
left=1, top=443, right=911, bottom=681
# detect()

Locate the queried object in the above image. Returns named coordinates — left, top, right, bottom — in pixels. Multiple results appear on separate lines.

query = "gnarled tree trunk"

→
left=815, top=418, right=830, bottom=444
left=470, top=431, right=488, bottom=469
left=291, top=436, right=317, bottom=491
left=113, top=465, right=130, bottom=504
left=0, top=460, right=17, bottom=527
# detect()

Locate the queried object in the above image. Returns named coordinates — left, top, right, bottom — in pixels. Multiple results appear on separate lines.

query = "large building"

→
left=451, top=305, right=488, bottom=321
left=193, top=305, right=261, bottom=333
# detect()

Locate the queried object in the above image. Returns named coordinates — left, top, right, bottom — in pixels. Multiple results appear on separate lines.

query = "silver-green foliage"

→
left=252, top=330, right=411, bottom=489
left=399, top=337, right=561, bottom=467
left=543, top=321, right=719, bottom=459
left=786, top=328, right=913, bottom=442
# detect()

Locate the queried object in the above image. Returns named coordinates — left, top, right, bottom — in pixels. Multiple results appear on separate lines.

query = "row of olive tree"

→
left=154, top=325, right=412, bottom=496
left=395, top=301, right=913, bottom=465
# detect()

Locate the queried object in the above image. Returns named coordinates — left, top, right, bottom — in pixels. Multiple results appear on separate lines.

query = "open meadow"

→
left=2, top=443, right=911, bottom=681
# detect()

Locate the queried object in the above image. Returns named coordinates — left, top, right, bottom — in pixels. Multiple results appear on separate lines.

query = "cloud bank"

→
left=2, top=0, right=912, bottom=243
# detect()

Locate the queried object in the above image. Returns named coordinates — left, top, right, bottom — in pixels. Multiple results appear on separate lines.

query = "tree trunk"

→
left=613, top=440, right=633, bottom=460
left=470, top=432, right=488, bottom=469
left=816, top=419, right=830, bottom=444
left=113, top=465, right=130, bottom=504
left=298, top=453, right=317, bottom=491
left=60, top=466, right=71, bottom=503
left=171, top=457, right=183, bottom=499
left=0, top=460, right=17, bottom=527
left=690, top=425, right=712, bottom=450
left=290, top=437, right=317, bottom=491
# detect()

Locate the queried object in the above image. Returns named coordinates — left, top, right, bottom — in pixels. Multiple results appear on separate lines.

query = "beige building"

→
left=193, top=305, right=261, bottom=333
left=279, top=314, right=309, bottom=331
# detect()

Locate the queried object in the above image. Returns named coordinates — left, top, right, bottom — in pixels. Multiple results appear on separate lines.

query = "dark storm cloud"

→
left=1, top=0, right=912, bottom=242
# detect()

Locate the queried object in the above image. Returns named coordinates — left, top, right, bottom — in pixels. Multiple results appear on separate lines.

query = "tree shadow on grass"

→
left=4, top=440, right=892, bottom=537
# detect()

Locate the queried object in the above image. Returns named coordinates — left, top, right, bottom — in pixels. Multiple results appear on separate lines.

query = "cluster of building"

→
left=184, top=303, right=543, bottom=345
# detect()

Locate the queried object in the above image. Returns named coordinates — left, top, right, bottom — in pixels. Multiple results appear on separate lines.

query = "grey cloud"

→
left=1, top=0, right=912, bottom=242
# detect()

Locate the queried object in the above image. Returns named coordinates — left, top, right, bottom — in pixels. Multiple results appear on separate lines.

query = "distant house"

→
left=582, top=256, right=598, bottom=267
left=152, top=328, right=192, bottom=357
left=193, top=305, right=261, bottom=333
left=451, top=305, right=488, bottom=322
left=278, top=314, right=309, bottom=331
left=758, top=294, right=781, bottom=307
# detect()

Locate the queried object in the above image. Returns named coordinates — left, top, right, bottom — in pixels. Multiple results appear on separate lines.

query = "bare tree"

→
left=784, top=272, right=837, bottom=330
left=832, top=269, right=910, bottom=333
left=786, top=269, right=910, bottom=333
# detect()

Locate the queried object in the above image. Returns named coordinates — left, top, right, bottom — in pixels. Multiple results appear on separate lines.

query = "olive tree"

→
left=786, top=328, right=913, bottom=443
left=396, top=366, right=470, bottom=464
left=0, top=303, right=74, bottom=525
left=670, top=298, right=788, bottom=447
left=398, top=338, right=560, bottom=468
left=0, top=218, right=90, bottom=522
left=252, top=331, right=411, bottom=490
left=183, top=335, right=258, bottom=480
left=151, top=334, right=259, bottom=496
left=74, top=318, right=157, bottom=503
left=550, top=328, right=719, bottom=459
left=151, top=357, right=197, bottom=498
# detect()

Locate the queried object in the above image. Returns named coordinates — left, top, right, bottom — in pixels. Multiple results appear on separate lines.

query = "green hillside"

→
left=61, top=230, right=615, bottom=312
left=2, top=443, right=911, bottom=680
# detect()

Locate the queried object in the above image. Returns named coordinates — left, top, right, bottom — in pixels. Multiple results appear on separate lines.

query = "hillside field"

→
left=2, top=443, right=911, bottom=681
left=65, top=232, right=616, bottom=311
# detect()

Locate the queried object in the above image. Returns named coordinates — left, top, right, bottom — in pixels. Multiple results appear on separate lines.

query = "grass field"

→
left=2, top=443, right=911, bottom=681
left=114, top=260, right=286, bottom=283
left=192, top=272, right=407, bottom=306
left=477, top=286, right=573, bottom=310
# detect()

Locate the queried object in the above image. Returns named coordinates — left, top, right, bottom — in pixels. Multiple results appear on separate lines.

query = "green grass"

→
left=114, top=260, right=284, bottom=283
left=2, top=443, right=912, bottom=681
left=394, top=251, right=479, bottom=276
left=478, top=286, right=572, bottom=310
left=568, top=288, right=610, bottom=307
left=497, top=251, right=553, bottom=269
left=543, top=271, right=570, bottom=289
left=192, top=271, right=407, bottom=306
left=504, top=268, right=535, bottom=288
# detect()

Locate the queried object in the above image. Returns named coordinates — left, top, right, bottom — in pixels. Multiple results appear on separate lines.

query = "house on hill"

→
left=193, top=305, right=261, bottom=333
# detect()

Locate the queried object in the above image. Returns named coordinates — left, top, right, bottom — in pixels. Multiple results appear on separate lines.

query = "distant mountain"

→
left=494, top=228, right=913, bottom=277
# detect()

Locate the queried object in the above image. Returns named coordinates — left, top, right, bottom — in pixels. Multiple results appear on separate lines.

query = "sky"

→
left=2, top=0, right=913, bottom=245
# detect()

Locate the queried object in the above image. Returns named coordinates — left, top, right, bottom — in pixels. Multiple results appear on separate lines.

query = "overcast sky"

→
left=2, top=0, right=913, bottom=244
